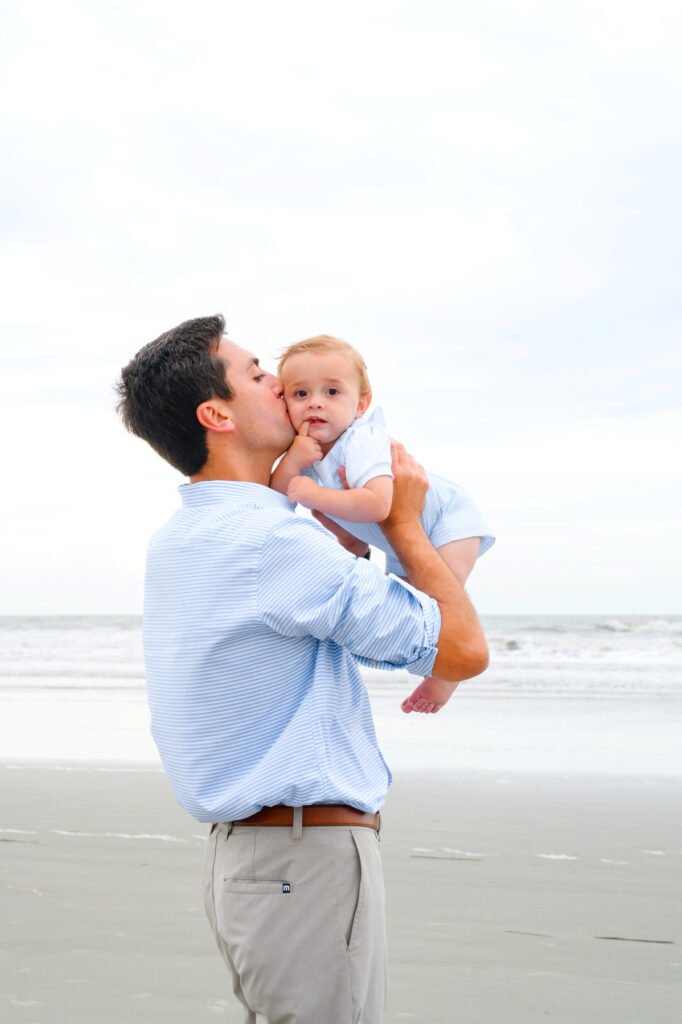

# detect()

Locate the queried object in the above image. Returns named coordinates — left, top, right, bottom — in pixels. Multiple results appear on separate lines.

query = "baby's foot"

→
left=401, top=676, right=459, bottom=714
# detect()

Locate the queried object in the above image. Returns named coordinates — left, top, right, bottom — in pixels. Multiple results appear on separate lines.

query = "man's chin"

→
left=280, top=424, right=296, bottom=451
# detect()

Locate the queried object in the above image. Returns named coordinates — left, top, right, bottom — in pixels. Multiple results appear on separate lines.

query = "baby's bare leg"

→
left=400, top=568, right=460, bottom=713
left=400, top=540, right=479, bottom=714
left=401, top=676, right=459, bottom=714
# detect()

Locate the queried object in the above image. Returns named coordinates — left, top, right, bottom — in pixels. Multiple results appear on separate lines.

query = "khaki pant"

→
left=203, top=816, right=387, bottom=1024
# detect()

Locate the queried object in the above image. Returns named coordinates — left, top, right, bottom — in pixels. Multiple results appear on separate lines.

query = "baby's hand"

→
left=288, top=421, right=323, bottom=471
left=289, top=433, right=323, bottom=470
left=287, top=475, right=323, bottom=510
left=401, top=676, right=459, bottom=714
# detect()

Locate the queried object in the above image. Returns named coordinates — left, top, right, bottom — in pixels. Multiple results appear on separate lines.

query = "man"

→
left=116, top=314, right=488, bottom=1024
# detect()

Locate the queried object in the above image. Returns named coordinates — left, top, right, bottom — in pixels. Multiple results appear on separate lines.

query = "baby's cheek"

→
left=283, top=402, right=298, bottom=426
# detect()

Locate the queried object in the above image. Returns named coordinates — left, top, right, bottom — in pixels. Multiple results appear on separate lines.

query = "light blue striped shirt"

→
left=143, top=481, right=441, bottom=823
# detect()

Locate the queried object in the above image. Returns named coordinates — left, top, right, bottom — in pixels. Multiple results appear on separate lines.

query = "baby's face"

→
left=280, top=351, right=369, bottom=450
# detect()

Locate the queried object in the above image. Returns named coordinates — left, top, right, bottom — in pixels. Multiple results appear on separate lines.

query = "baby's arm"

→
left=287, top=474, right=393, bottom=522
left=288, top=414, right=394, bottom=521
left=270, top=422, right=323, bottom=495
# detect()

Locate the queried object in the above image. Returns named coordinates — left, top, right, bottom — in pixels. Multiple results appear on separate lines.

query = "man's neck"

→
left=190, top=449, right=275, bottom=487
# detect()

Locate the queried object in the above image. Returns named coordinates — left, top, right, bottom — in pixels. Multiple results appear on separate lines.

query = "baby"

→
left=271, top=335, right=494, bottom=714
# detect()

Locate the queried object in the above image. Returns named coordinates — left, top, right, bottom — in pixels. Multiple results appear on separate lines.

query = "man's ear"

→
left=354, top=392, right=372, bottom=419
left=196, top=399, right=235, bottom=434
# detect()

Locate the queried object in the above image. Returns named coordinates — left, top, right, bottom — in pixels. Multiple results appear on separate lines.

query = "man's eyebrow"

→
left=247, top=357, right=260, bottom=369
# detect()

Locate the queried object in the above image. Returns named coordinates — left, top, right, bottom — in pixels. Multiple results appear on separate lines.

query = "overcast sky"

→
left=1, top=0, right=680, bottom=615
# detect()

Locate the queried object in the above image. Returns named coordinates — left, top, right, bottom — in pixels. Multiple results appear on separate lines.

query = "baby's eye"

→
left=293, top=389, right=307, bottom=398
left=326, top=388, right=340, bottom=396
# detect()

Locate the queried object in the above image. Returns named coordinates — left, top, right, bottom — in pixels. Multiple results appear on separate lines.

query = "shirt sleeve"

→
left=343, top=419, right=393, bottom=489
left=256, top=515, right=440, bottom=676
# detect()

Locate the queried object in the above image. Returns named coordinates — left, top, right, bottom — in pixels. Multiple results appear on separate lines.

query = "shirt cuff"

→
left=355, top=578, right=441, bottom=676
left=401, top=578, right=441, bottom=675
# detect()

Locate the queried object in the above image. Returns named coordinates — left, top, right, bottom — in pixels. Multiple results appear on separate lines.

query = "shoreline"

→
left=3, top=755, right=682, bottom=780
left=3, top=692, right=681, bottom=777
left=3, top=615, right=681, bottom=785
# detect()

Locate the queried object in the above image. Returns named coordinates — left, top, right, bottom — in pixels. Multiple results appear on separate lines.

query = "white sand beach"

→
left=2, top=763, right=680, bottom=1024
left=2, top=616, right=680, bottom=1021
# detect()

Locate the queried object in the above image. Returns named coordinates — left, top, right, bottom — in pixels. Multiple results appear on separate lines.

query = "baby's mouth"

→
left=307, top=417, right=326, bottom=426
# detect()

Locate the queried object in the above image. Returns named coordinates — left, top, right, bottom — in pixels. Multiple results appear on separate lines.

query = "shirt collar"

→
left=178, top=480, right=294, bottom=510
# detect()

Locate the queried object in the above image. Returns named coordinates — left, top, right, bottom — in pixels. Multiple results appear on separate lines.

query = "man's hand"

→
left=287, top=475, right=324, bottom=509
left=287, top=421, right=323, bottom=472
left=377, top=441, right=489, bottom=684
left=381, top=441, right=428, bottom=533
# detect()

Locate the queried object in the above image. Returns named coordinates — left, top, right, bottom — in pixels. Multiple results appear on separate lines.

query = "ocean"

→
left=1, top=615, right=680, bottom=774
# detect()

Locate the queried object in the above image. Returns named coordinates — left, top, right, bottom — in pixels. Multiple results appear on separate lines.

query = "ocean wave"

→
left=595, top=618, right=682, bottom=634
left=515, top=623, right=580, bottom=634
left=0, top=666, right=145, bottom=679
left=2, top=615, right=681, bottom=701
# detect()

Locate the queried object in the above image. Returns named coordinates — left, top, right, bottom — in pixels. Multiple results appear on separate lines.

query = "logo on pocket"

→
left=282, top=883, right=291, bottom=894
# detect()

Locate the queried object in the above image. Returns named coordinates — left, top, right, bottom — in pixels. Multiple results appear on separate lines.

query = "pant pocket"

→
left=345, top=831, right=365, bottom=952
left=344, top=830, right=387, bottom=1021
left=202, top=822, right=220, bottom=929
left=222, top=878, right=293, bottom=896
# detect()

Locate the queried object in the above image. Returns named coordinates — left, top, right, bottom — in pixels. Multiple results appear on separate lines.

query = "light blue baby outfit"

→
left=300, top=408, right=495, bottom=576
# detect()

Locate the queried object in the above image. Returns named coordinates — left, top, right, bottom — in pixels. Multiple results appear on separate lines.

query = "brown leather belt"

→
left=236, top=804, right=379, bottom=830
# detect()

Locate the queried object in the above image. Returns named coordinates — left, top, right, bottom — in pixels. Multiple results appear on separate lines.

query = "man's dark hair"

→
left=116, top=314, right=230, bottom=476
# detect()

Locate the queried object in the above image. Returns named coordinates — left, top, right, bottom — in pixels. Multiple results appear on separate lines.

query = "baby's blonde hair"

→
left=278, top=335, right=371, bottom=397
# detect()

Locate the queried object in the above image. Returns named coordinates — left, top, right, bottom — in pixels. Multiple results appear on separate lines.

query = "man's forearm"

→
left=382, top=519, right=488, bottom=682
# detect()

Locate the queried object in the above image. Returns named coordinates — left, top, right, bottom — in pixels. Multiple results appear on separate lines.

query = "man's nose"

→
left=270, top=375, right=285, bottom=398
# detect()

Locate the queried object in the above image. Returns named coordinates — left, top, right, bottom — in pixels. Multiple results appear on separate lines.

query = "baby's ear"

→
left=355, top=392, right=372, bottom=418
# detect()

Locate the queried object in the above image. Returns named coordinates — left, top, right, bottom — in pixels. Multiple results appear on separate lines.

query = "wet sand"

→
left=1, top=763, right=680, bottom=1023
